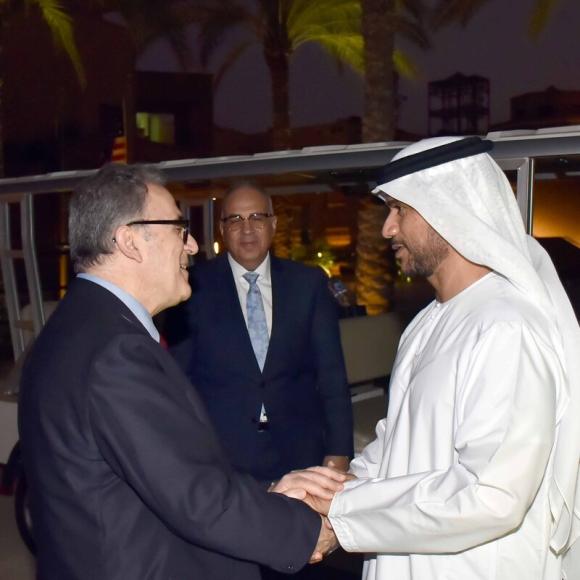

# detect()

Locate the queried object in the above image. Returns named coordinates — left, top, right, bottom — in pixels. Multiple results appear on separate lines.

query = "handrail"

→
left=0, top=126, right=578, bottom=197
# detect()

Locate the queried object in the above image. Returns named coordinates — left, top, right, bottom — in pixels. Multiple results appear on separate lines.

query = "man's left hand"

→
left=270, top=466, right=346, bottom=500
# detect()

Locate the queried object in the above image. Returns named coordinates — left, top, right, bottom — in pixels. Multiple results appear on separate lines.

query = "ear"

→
left=113, top=225, right=144, bottom=263
left=218, top=221, right=225, bottom=238
left=271, top=216, right=277, bottom=231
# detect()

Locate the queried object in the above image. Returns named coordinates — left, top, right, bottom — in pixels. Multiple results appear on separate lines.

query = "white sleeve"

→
left=349, top=419, right=387, bottom=479
left=329, top=322, right=560, bottom=554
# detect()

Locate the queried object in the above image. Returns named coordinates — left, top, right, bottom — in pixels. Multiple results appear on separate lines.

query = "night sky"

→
left=137, top=0, right=580, bottom=136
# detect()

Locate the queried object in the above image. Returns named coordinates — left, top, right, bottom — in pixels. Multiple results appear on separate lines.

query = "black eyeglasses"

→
left=220, top=212, right=274, bottom=231
left=126, top=219, right=190, bottom=244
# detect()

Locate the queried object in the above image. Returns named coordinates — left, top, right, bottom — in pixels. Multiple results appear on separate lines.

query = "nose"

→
left=382, top=210, right=399, bottom=239
left=184, top=232, right=199, bottom=255
left=241, top=217, right=253, bottom=234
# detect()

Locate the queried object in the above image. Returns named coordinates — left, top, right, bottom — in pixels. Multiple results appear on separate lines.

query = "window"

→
left=136, top=112, right=175, bottom=145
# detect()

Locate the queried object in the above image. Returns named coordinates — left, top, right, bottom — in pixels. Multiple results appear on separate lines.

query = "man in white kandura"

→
left=311, top=136, right=580, bottom=579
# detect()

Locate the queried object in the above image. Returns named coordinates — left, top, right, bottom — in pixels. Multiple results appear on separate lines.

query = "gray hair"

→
left=69, top=163, right=165, bottom=272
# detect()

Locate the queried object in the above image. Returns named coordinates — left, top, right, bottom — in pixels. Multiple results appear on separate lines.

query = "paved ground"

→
left=0, top=495, right=35, bottom=580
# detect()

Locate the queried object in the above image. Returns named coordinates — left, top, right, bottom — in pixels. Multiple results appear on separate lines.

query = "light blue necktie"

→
left=243, top=272, right=269, bottom=425
left=243, top=272, right=269, bottom=371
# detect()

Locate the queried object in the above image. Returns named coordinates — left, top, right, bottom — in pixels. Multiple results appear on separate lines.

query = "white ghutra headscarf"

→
left=373, top=136, right=580, bottom=559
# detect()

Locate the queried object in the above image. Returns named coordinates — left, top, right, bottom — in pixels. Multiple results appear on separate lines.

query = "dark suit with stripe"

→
left=19, top=279, right=320, bottom=580
left=169, top=254, right=353, bottom=482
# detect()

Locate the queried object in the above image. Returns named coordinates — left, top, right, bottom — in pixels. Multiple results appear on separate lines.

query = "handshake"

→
left=269, top=462, right=355, bottom=564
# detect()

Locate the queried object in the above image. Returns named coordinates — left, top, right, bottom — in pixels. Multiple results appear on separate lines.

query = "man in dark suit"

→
left=170, top=183, right=353, bottom=483
left=18, top=164, right=342, bottom=580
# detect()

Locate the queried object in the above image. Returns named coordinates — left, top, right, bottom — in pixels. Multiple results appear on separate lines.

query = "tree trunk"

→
left=361, top=0, right=396, bottom=143
left=355, top=0, right=396, bottom=314
left=265, top=49, right=291, bottom=150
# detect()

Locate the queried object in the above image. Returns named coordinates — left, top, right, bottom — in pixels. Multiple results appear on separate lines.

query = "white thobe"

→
left=329, top=273, right=568, bottom=580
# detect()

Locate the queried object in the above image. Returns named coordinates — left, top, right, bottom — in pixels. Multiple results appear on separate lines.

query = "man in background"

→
left=19, top=164, right=343, bottom=580
left=169, top=183, right=353, bottom=482
left=304, top=137, right=580, bottom=580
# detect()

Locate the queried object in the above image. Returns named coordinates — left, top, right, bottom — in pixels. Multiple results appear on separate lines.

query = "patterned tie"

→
left=243, top=272, right=269, bottom=371
left=243, top=272, right=269, bottom=427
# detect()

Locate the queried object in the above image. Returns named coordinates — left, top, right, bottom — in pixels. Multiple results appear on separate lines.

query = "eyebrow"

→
left=386, top=199, right=413, bottom=211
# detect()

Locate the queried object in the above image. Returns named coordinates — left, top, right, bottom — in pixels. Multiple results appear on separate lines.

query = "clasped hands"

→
left=270, top=463, right=355, bottom=564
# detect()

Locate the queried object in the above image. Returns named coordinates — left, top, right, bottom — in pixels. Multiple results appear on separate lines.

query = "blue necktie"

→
left=243, top=272, right=269, bottom=371
left=243, top=272, right=269, bottom=426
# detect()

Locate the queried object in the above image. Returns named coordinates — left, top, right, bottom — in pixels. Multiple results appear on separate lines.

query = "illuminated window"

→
left=136, top=112, right=175, bottom=145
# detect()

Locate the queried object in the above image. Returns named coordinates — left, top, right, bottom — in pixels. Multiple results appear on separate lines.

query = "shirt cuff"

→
left=328, top=481, right=362, bottom=552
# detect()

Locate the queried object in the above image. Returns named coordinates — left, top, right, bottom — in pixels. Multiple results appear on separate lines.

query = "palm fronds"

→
left=29, top=0, right=85, bottom=85
left=529, top=0, right=559, bottom=38
left=288, top=0, right=363, bottom=71
left=432, top=0, right=561, bottom=38
left=393, top=47, right=419, bottom=78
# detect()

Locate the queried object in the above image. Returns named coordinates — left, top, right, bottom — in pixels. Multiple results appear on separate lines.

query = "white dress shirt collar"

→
left=227, top=252, right=271, bottom=281
left=227, top=252, right=273, bottom=336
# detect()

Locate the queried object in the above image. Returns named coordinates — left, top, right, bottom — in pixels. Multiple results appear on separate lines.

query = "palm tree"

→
left=362, top=0, right=427, bottom=142
left=193, top=0, right=428, bottom=150
left=0, top=0, right=84, bottom=176
left=193, top=0, right=362, bottom=149
left=355, top=0, right=428, bottom=314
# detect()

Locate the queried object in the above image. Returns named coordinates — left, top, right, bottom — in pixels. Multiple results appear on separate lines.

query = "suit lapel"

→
left=263, top=257, right=286, bottom=376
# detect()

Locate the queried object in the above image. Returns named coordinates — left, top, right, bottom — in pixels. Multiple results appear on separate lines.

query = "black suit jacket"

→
left=169, top=254, right=353, bottom=481
left=19, top=279, right=320, bottom=580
